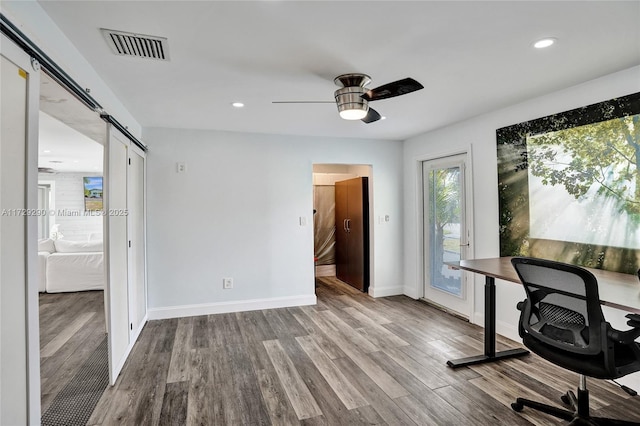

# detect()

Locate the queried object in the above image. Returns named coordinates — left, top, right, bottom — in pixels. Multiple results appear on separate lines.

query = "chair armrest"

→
left=608, top=327, right=640, bottom=344
left=626, top=313, right=640, bottom=328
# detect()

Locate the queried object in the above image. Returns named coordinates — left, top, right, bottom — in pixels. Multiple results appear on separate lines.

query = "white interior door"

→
left=1, top=34, right=40, bottom=425
left=128, top=146, right=147, bottom=340
left=422, top=154, right=473, bottom=318
left=105, top=126, right=130, bottom=384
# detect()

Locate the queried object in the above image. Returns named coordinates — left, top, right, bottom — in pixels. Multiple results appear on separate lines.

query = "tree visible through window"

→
left=429, top=167, right=462, bottom=295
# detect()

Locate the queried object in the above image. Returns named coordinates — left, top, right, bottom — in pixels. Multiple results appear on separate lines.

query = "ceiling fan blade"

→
left=361, top=108, right=382, bottom=124
left=272, top=101, right=334, bottom=104
left=362, top=78, right=424, bottom=102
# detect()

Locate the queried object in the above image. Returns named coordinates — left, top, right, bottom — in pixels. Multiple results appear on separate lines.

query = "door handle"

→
left=343, top=219, right=348, bottom=233
left=346, top=219, right=351, bottom=233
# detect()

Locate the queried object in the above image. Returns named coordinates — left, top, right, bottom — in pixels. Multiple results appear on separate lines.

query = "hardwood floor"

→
left=87, top=277, right=640, bottom=425
left=39, top=290, right=106, bottom=413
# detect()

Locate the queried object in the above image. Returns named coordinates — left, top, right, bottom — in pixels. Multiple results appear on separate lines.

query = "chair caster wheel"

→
left=511, top=402, right=524, bottom=412
left=561, top=394, right=570, bottom=405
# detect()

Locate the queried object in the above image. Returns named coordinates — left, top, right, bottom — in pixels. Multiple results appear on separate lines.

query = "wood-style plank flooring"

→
left=39, top=290, right=106, bottom=413
left=88, top=277, right=640, bottom=425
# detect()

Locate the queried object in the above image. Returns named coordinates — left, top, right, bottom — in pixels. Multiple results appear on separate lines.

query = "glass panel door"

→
left=423, top=154, right=471, bottom=317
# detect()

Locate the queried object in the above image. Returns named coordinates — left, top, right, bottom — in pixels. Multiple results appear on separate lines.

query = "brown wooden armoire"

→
left=335, top=177, right=370, bottom=292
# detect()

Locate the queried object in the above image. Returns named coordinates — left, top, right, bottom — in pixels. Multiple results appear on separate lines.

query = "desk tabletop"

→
left=447, top=257, right=640, bottom=314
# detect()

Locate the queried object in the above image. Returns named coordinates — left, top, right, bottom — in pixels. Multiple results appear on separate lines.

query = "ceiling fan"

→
left=273, top=73, right=424, bottom=124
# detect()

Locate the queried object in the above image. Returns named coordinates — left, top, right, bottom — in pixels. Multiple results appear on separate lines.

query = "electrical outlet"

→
left=176, top=162, right=186, bottom=173
left=223, top=277, right=233, bottom=289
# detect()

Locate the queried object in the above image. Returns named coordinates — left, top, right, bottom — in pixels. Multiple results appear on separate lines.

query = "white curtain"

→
left=313, top=185, right=335, bottom=265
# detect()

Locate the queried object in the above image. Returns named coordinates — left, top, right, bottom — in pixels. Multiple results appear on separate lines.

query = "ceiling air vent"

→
left=101, top=28, right=169, bottom=61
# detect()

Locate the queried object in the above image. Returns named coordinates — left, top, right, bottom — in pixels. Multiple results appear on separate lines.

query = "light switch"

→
left=299, top=216, right=307, bottom=226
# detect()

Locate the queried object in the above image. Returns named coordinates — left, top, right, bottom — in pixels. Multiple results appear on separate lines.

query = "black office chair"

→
left=510, top=257, right=640, bottom=425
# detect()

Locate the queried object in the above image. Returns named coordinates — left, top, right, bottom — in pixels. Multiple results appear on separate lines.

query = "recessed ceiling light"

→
left=533, top=38, right=556, bottom=49
left=381, top=116, right=387, bottom=120
left=232, top=102, right=245, bottom=108
left=43, top=150, right=51, bottom=153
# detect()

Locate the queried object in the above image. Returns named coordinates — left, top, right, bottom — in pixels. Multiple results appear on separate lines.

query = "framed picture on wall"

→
left=83, top=176, right=103, bottom=211
left=497, top=92, right=640, bottom=274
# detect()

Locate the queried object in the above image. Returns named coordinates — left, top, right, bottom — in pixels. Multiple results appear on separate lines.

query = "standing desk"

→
left=445, top=257, right=640, bottom=369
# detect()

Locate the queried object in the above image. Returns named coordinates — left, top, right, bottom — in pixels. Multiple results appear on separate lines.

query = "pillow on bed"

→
left=54, top=239, right=103, bottom=253
left=38, top=238, right=56, bottom=253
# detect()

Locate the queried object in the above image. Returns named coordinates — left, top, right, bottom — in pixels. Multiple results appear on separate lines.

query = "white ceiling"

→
left=39, top=72, right=105, bottom=174
left=37, top=1, right=640, bottom=141
left=39, top=110, right=104, bottom=173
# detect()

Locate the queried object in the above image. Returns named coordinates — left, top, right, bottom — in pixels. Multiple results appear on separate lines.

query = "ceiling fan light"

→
left=335, top=86, right=368, bottom=120
left=339, top=107, right=368, bottom=120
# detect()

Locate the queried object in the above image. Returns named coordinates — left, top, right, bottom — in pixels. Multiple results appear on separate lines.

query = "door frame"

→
left=311, top=164, right=375, bottom=293
left=414, top=147, right=476, bottom=321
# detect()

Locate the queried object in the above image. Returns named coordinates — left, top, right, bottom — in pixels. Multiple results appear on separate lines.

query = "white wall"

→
left=38, top=172, right=103, bottom=241
left=403, top=66, right=640, bottom=385
left=144, top=128, right=404, bottom=318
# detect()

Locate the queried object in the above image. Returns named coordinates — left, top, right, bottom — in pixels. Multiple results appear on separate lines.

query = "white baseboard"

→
left=473, top=312, right=519, bottom=342
left=147, top=294, right=317, bottom=320
left=369, top=285, right=404, bottom=298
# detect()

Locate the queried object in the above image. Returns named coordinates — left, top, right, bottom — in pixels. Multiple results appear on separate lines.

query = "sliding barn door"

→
left=335, top=177, right=370, bottom=292
left=104, top=125, right=147, bottom=385
left=1, top=34, right=41, bottom=424
left=105, top=126, right=130, bottom=384
left=128, top=146, right=147, bottom=341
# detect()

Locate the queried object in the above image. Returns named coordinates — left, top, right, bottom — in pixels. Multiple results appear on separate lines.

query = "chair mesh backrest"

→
left=512, top=257, right=605, bottom=355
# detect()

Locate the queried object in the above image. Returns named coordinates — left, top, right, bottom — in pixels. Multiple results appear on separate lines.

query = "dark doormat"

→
left=41, top=336, right=109, bottom=426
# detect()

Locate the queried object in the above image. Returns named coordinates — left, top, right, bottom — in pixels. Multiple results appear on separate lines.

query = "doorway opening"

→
left=312, top=164, right=372, bottom=293
left=37, top=71, right=109, bottom=425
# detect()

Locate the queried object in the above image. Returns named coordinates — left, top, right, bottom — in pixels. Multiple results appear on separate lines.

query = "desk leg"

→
left=447, top=276, right=528, bottom=368
left=485, top=276, right=496, bottom=357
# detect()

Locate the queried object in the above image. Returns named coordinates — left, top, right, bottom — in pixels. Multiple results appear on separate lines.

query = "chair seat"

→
left=523, top=334, right=639, bottom=380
